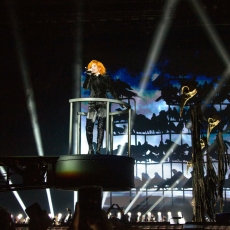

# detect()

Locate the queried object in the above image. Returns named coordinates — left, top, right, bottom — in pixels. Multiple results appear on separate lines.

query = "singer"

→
left=83, top=60, right=121, bottom=155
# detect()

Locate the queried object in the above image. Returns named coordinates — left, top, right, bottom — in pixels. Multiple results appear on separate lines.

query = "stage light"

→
left=157, top=212, right=162, bottom=222
left=127, top=212, right=131, bottom=222
left=141, top=214, right=145, bottom=222
left=137, top=212, right=141, bottom=222
left=16, top=213, right=26, bottom=224
left=177, top=211, right=186, bottom=224
left=117, top=212, right=121, bottom=219
left=147, top=211, right=151, bottom=221
left=17, top=214, right=23, bottom=220
left=170, top=218, right=175, bottom=224
left=57, top=213, right=62, bottom=222
left=167, top=212, right=172, bottom=222
left=179, top=217, right=186, bottom=224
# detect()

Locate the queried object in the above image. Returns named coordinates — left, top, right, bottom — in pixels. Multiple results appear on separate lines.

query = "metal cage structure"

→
left=68, top=98, right=132, bottom=156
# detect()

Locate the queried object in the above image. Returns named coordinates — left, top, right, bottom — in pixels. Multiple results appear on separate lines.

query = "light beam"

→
left=190, top=0, right=230, bottom=106
left=0, top=166, right=27, bottom=216
left=118, top=0, right=179, bottom=155
left=7, top=0, right=54, bottom=216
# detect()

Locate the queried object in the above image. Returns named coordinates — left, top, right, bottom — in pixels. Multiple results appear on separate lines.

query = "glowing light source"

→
left=117, top=212, right=121, bottom=219
left=127, top=212, right=131, bottom=222
left=167, top=212, right=172, bottom=222
left=0, top=166, right=27, bottom=216
left=177, top=211, right=185, bottom=224
left=57, top=213, right=62, bottom=221
left=148, top=212, right=151, bottom=219
left=177, top=211, right=182, bottom=217
left=17, top=214, right=23, bottom=220
left=137, top=212, right=141, bottom=222
left=157, top=212, right=162, bottom=222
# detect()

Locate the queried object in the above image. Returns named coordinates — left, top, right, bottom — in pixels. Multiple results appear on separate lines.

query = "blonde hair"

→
left=87, top=60, right=106, bottom=75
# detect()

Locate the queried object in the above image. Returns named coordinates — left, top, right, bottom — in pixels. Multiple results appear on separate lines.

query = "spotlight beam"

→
left=0, top=166, right=27, bottom=216
left=191, top=0, right=230, bottom=69
left=144, top=174, right=185, bottom=216
left=7, top=0, right=54, bottom=216
left=118, top=0, right=179, bottom=156
left=160, top=135, right=182, bottom=164
left=190, top=0, right=230, bottom=106
left=46, top=189, right=54, bottom=218
left=124, top=178, right=152, bottom=214
left=7, top=1, right=44, bottom=157
left=138, top=0, right=179, bottom=98
left=144, top=197, right=164, bottom=216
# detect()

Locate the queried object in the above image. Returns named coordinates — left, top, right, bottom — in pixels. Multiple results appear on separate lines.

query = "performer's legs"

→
left=86, top=118, right=95, bottom=154
left=96, top=116, right=105, bottom=154
left=96, top=104, right=106, bottom=154
left=86, top=103, right=97, bottom=154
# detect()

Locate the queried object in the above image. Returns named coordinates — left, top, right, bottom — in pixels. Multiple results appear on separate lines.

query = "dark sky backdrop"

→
left=1, top=0, right=230, bottom=217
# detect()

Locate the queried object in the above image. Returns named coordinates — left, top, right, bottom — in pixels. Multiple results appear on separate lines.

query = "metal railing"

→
left=68, top=98, right=132, bottom=156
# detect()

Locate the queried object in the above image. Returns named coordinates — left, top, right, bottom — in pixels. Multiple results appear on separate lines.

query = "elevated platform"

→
left=0, top=98, right=135, bottom=191
left=55, top=155, right=135, bottom=191
left=0, top=155, right=135, bottom=192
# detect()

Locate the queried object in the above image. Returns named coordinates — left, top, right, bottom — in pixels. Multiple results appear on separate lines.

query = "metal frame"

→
left=68, top=98, right=132, bottom=156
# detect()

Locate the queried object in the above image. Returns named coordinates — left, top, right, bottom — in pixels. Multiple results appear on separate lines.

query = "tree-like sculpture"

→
left=180, top=86, right=229, bottom=222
